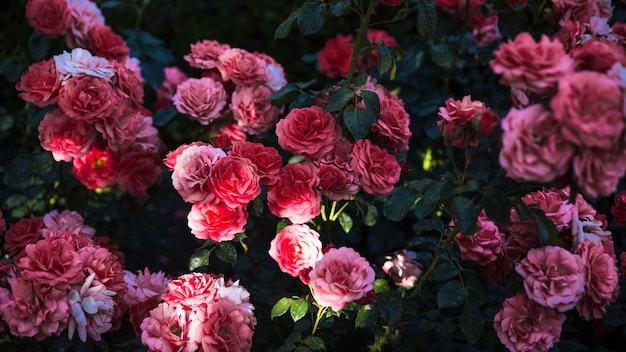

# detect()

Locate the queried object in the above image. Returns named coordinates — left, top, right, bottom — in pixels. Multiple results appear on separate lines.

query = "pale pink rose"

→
left=499, top=104, right=575, bottom=183
left=78, top=244, right=127, bottom=299
left=89, top=25, right=130, bottom=63
left=15, top=58, right=61, bottom=107
left=124, top=57, right=143, bottom=82
left=184, top=39, right=231, bottom=70
left=38, top=108, right=95, bottom=162
left=173, top=77, right=227, bottom=125
left=263, top=61, right=287, bottom=92
left=156, top=67, right=188, bottom=111
left=494, top=293, right=566, bottom=352
left=72, top=143, right=119, bottom=190
left=269, top=224, right=323, bottom=277
left=572, top=147, right=626, bottom=198
left=187, top=202, right=248, bottom=242
left=140, top=302, right=192, bottom=352
left=198, top=299, right=254, bottom=352
left=54, top=48, right=114, bottom=82
left=231, top=84, right=281, bottom=136
left=164, top=273, right=220, bottom=309
left=209, top=156, right=260, bottom=207
left=490, top=32, right=574, bottom=94
left=267, top=163, right=321, bottom=224
left=372, top=95, right=412, bottom=152
left=551, top=71, right=623, bottom=149
left=350, top=139, right=401, bottom=197
left=318, top=34, right=354, bottom=79
left=65, top=0, right=105, bottom=48
left=171, top=144, right=226, bottom=203
left=163, top=141, right=208, bottom=171
left=67, top=272, right=117, bottom=342
left=214, top=277, right=255, bottom=323
left=228, top=141, right=282, bottom=186
left=58, top=75, right=117, bottom=123
left=276, top=106, right=341, bottom=160
left=25, top=0, right=71, bottom=37
left=607, top=63, right=626, bottom=88
left=516, top=246, right=586, bottom=312
left=454, top=210, right=504, bottom=266
left=41, top=209, right=96, bottom=239
left=472, top=15, right=502, bottom=47
left=437, top=95, right=500, bottom=148
left=111, top=61, right=144, bottom=104
left=212, top=121, right=248, bottom=149
left=309, top=247, right=375, bottom=312
left=217, top=48, right=266, bottom=86
left=124, top=268, right=170, bottom=306
left=3, top=217, right=44, bottom=259
left=117, top=149, right=163, bottom=197
left=382, top=250, right=423, bottom=289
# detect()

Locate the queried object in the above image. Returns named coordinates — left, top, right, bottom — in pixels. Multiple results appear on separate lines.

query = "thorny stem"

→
left=346, top=0, right=378, bottom=81
left=311, top=305, right=328, bottom=335
left=368, top=323, right=396, bottom=352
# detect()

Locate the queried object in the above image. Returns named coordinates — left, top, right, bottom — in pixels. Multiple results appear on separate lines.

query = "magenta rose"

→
left=38, top=109, right=96, bottom=162
left=572, top=38, right=626, bottom=73
left=217, top=48, right=266, bottom=86
left=58, top=75, right=117, bottom=123
left=309, top=247, right=375, bottom=312
left=15, top=58, right=61, bottom=107
left=612, top=191, right=626, bottom=225
left=187, top=201, right=248, bottom=242
left=575, top=241, right=620, bottom=320
left=318, top=34, right=354, bottom=79
left=437, top=95, right=499, bottom=148
left=140, top=302, right=192, bottom=352
left=25, top=0, right=72, bottom=38
left=229, top=141, right=283, bottom=186
left=209, top=156, right=261, bottom=207
left=516, top=246, right=586, bottom=312
left=572, top=147, right=626, bottom=198
left=231, top=84, right=281, bottom=136
left=269, top=224, right=323, bottom=277
left=276, top=106, right=341, bottom=160
left=171, top=143, right=226, bottom=203
left=350, top=139, right=401, bottom=197
left=372, top=95, right=412, bottom=152
left=494, top=293, right=566, bottom=352
left=184, top=39, right=231, bottom=70
left=267, top=163, right=321, bottom=224
left=212, top=122, right=248, bottom=149
left=173, top=77, right=227, bottom=125
left=116, top=149, right=163, bottom=197
left=454, top=210, right=504, bottom=266
left=124, top=268, right=170, bottom=306
left=521, top=188, right=575, bottom=232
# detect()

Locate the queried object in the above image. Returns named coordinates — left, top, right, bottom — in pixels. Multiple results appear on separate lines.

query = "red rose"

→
left=15, top=58, right=61, bottom=107
left=229, top=141, right=282, bottom=186
left=3, top=217, right=44, bottom=259
left=25, top=0, right=72, bottom=38
left=58, top=75, right=117, bottom=123
left=318, top=34, right=353, bottom=79
left=275, top=106, right=341, bottom=160
left=72, top=143, right=119, bottom=190
left=267, top=163, right=321, bottom=224
left=117, top=149, right=162, bottom=197
left=89, top=25, right=130, bottom=62
left=612, top=191, right=626, bottom=225
left=209, top=156, right=261, bottom=207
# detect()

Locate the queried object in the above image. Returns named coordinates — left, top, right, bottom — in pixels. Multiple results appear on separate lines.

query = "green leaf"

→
left=303, top=335, right=325, bottom=350
left=452, top=196, right=479, bottom=236
left=414, top=181, right=445, bottom=220
left=460, top=302, right=483, bottom=344
left=100, top=0, right=122, bottom=9
left=380, top=301, right=402, bottom=322
left=482, top=190, right=511, bottom=227
left=431, top=262, right=458, bottom=281
left=330, top=0, right=351, bottom=16
left=275, top=8, right=302, bottom=39
left=363, top=204, right=378, bottom=226
left=408, top=235, right=438, bottom=249
left=356, top=304, right=378, bottom=328
left=271, top=83, right=300, bottom=106
left=374, top=278, right=390, bottom=293
left=271, top=297, right=294, bottom=319
left=153, top=107, right=177, bottom=126
left=429, top=42, right=454, bottom=69
left=0, top=57, right=23, bottom=82
left=215, top=242, right=237, bottom=265
left=416, top=0, right=437, bottom=38
left=532, top=208, right=559, bottom=246
left=360, top=90, right=380, bottom=121
left=297, top=3, right=326, bottom=36
left=343, top=105, right=373, bottom=140
left=413, top=218, right=444, bottom=234
left=250, top=196, right=264, bottom=217
left=5, top=194, right=26, bottom=208
left=276, top=219, right=291, bottom=233
left=144, top=46, right=174, bottom=65
left=338, top=212, right=353, bottom=233
left=384, top=188, right=418, bottom=221
left=290, top=299, right=309, bottom=322
left=376, top=44, right=394, bottom=75
left=189, top=249, right=210, bottom=271
left=141, top=62, right=165, bottom=89
left=28, top=32, right=49, bottom=61
left=437, top=280, right=468, bottom=308
left=325, top=87, right=354, bottom=112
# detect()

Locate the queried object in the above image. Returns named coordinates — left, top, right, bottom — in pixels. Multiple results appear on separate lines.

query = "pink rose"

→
left=499, top=104, right=575, bottom=183
left=504, top=209, right=541, bottom=263
left=372, top=95, right=412, bottom=152
left=72, top=143, right=119, bottom=190
left=140, top=302, right=192, bottom=352
left=231, top=84, right=281, bottom=136
left=316, top=141, right=360, bottom=201
left=572, top=147, right=626, bottom=198
left=276, top=106, right=341, bottom=160
left=494, top=293, right=566, bottom=352
left=25, top=0, right=71, bottom=38
left=124, top=268, right=171, bottom=306
left=184, top=39, right=231, bottom=70
left=521, top=188, right=575, bottom=232
left=42, top=209, right=95, bottom=239
left=89, top=25, right=130, bottom=62
left=267, top=163, right=321, bottom=224
left=53, top=48, right=114, bottom=82
left=454, top=210, right=504, bottom=266
left=437, top=95, right=499, bottom=148
left=171, top=144, right=226, bottom=203
left=229, top=141, right=282, bottom=186
left=612, top=191, right=626, bottom=225
left=209, top=156, right=260, bottom=207
left=96, top=106, right=154, bottom=153
left=3, top=217, right=44, bottom=259
left=38, top=109, right=96, bottom=162
left=156, top=67, right=188, bottom=111
left=212, top=122, right=248, bottom=149
left=382, top=249, right=423, bottom=289
left=269, top=224, right=323, bottom=277
left=163, top=141, right=207, bottom=171
left=15, top=58, right=61, bottom=107
left=490, top=32, right=574, bottom=94
left=111, top=61, right=144, bottom=104
left=309, top=247, right=375, bottom=312
left=256, top=53, right=287, bottom=92
left=472, top=15, right=502, bottom=47
left=575, top=241, right=620, bottom=320
left=187, top=201, right=248, bottom=242
left=65, top=0, right=105, bottom=48
left=516, top=246, right=586, bottom=312
left=164, top=273, right=220, bottom=308
left=217, top=48, right=266, bottom=86
left=318, top=34, right=354, bottom=79
left=572, top=38, right=626, bottom=73
left=173, top=77, right=227, bottom=125
left=117, top=149, right=163, bottom=197
left=58, top=75, right=117, bottom=123
left=198, top=299, right=255, bottom=352
left=350, top=139, right=401, bottom=197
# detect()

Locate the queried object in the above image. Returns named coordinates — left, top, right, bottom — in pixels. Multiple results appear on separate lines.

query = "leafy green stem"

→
left=346, top=0, right=378, bottom=81
left=311, top=305, right=327, bottom=335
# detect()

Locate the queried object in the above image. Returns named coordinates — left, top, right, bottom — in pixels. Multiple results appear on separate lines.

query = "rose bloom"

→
left=550, top=71, right=623, bottom=150
left=15, top=58, right=61, bottom=107
left=454, top=210, right=504, bottom=266
left=54, top=48, right=114, bottom=82
left=171, top=144, right=226, bottom=203
left=521, top=188, right=575, bottom=232
left=212, top=122, right=248, bottom=149
left=25, top=0, right=71, bottom=38
left=490, top=32, right=574, bottom=94
left=504, top=209, right=541, bottom=263
left=129, top=298, right=160, bottom=337
left=38, top=108, right=95, bottom=162
left=164, top=273, right=221, bottom=309
left=552, top=20, right=584, bottom=53
left=198, top=299, right=255, bottom=352
left=516, top=246, right=586, bottom=312
left=309, top=247, right=375, bottom=312
left=58, top=75, right=117, bottom=123
left=217, top=48, right=266, bottom=86
left=187, top=201, right=248, bottom=242
left=267, top=163, right=321, bottom=224
left=437, top=95, right=499, bottom=148
left=231, top=84, right=281, bottom=136
left=156, top=67, right=188, bottom=111
left=276, top=106, right=341, bottom=160
left=140, top=302, right=193, bottom=352
left=96, top=106, right=153, bottom=153
left=350, top=139, right=401, bottom=197
left=163, top=141, right=208, bottom=171
left=472, top=15, right=502, bottom=47
left=612, top=190, right=626, bottom=225
left=184, top=39, right=231, bottom=70
left=111, top=61, right=144, bottom=105
left=572, top=38, right=626, bottom=73
left=575, top=241, right=620, bottom=320
left=572, top=147, right=626, bottom=199
left=72, top=143, right=119, bottom=190
left=269, top=224, right=323, bottom=277
left=3, top=217, right=44, bottom=259
left=382, top=249, right=423, bottom=289
left=318, top=33, right=354, bottom=79
left=229, top=141, right=282, bottom=186
left=42, top=209, right=95, bottom=239
left=173, top=77, right=227, bottom=125
left=316, top=140, right=360, bottom=201
left=208, top=156, right=261, bottom=207
left=117, top=149, right=163, bottom=197
left=493, top=293, right=566, bottom=352
left=65, top=0, right=105, bottom=48
left=89, top=25, right=130, bottom=62
left=124, top=268, right=171, bottom=306
left=476, top=256, right=514, bottom=283
left=371, top=95, right=412, bottom=152
left=256, top=52, right=287, bottom=92
left=499, top=104, right=575, bottom=183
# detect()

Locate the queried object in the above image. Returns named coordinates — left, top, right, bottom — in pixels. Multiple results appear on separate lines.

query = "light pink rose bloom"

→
left=382, top=249, right=423, bottom=289
left=550, top=71, right=624, bottom=149
left=494, top=293, right=566, bottom=352
left=163, top=141, right=208, bottom=171
left=124, top=268, right=171, bottom=306
left=214, top=277, right=255, bottom=324
left=184, top=39, right=231, bottom=70
left=437, top=95, right=500, bottom=148
left=575, top=241, right=620, bottom=320
left=117, top=149, right=163, bottom=197
left=309, top=247, right=375, bottom=312
left=15, top=58, right=61, bottom=107
left=372, top=95, right=412, bottom=152
left=267, top=163, right=321, bottom=224
left=41, top=209, right=96, bottom=239
left=198, top=299, right=255, bottom=352
left=499, top=104, right=575, bottom=183
left=454, top=210, right=504, bottom=266
left=276, top=106, right=342, bottom=160
left=38, top=108, right=95, bottom=162
left=187, top=201, right=248, bottom=242
left=54, top=48, right=114, bottom=82
left=156, top=67, right=188, bottom=111
left=171, top=144, right=226, bottom=203
left=72, top=143, right=119, bottom=190
left=350, top=139, right=401, bottom=197
left=229, top=141, right=282, bottom=186
left=516, top=246, right=586, bottom=312
left=490, top=32, right=574, bottom=94
left=140, top=302, right=194, bottom=352
left=58, top=75, right=117, bottom=123
left=173, top=77, right=228, bottom=125
left=254, top=52, right=287, bottom=92
left=269, top=224, right=323, bottom=277
left=65, top=0, right=105, bottom=48
left=231, top=84, right=281, bottom=136
left=67, top=272, right=117, bottom=342
left=217, top=48, right=266, bottom=86
left=3, top=217, right=44, bottom=259
left=164, top=273, right=221, bottom=309
left=572, top=147, right=626, bottom=198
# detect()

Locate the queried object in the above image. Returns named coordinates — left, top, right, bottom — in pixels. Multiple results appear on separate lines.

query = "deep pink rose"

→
left=572, top=147, right=626, bottom=198
left=318, top=34, right=354, bottom=79
left=140, top=302, right=192, bottom=352
left=212, top=122, right=248, bottom=149
left=516, top=246, right=586, bottom=312
left=117, top=149, right=163, bottom=197
left=316, top=141, right=360, bottom=201
left=494, top=293, right=566, bottom=352
left=217, top=48, right=266, bottom=86
left=276, top=106, right=341, bottom=160
left=42, top=209, right=95, bottom=239
left=437, top=95, right=499, bottom=148
left=89, top=25, right=130, bottom=62
left=350, top=139, right=401, bottom=197
left=58, top=75, right=117, bottom=123
left=173, top=77, right=227, bottom=125
left=269, top=224, right=323, bottom=277
left=382, top=250, right=423, bottom=289
left=372, top=95, right=412, bottom=152
left=124, top=268, right=171, bottom=306
left=575, top=241, right=620, bottom=320
left=3, top=217, right=44, bottom=259
left=163, top=141, right=208, bottom=171
left=231, top=84, right=281, bottom=136
left=199, top=299, right=255, bottom=352
left=187, top=201, right=248, bottom=242
left=612, top=191, right=626, bottom=225
left=156, top=67, right=188, bottom=111
left=65, top=0, right=104, bottom=48
left=72, top=143, right=119, bottom=190
left=499, top=104, right=575, bottom=183
left=185, top=39, right=231, bottom=70
left=15, top=58, right=61, bottom=107
left=171, top=144, right=226, bottom=203
left=476, top=256, right=514, bottom=283
left=38, top=108, right=95, bottom=162
left=572, top=38, right=626, bottom=73
left=504, top=209, right=541, bottom=263
left=111, top=61, right=144, bottom=104
left=25, top=0, right=71, bottom=38
left=229, top=141, right=282, bottom=186
left=164, top=273, right=220, bottom=308
left=267, top=163, right=321, bottom=224
left=209, top=156, right=260, bottom=207
left=490, top=32, right=574, bottom=94
left=309, top=247, right=375, bottom=312
left=521, top=188, right=575, bottom=232
left=454, top=210, right=504, bottom=266
left=552, top=20, right=584, bottom=53
left=96, top=107, right=158, bottom=154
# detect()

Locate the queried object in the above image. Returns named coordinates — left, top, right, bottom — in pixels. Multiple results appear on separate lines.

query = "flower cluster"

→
left=436, top=95, right=500, bottom=148
left=492, top=12, right=626, bottom=198
left=434, top=0, right=507, bottom=47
